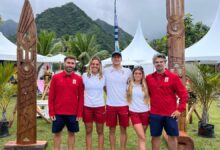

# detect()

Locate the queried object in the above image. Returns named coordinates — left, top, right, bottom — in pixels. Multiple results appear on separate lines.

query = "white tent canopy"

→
left=185, top=3, right=220, bottom=64
left=102, top=22, right=158, bottom=66
left=0, top=32, right=19, bottom=61
left=0, top=32, right=49, bottom=62
left=46, top=54, right=80, bottom=63
left=50, top=54, right=66, bottom=63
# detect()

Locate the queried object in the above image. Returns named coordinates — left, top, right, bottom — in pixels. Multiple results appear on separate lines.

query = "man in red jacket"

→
left=146, top=53, right=188, bottom=150
left=49, top=55, right=84, bottom=150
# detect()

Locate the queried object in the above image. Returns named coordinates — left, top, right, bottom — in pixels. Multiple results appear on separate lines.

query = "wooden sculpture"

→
left=16, top=0, right=37, bottom=144
left=4, top=1, right=47, bottom=149
left=166, top=0, right=194, bottom=149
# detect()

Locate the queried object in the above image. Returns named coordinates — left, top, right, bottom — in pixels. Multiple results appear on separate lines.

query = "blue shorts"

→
left=52, top=115, right=79, bottom=133
left=149, top=114, right=179, bottom=137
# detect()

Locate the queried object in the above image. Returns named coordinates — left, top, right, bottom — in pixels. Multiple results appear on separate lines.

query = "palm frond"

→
left=186, top=64, right=220, bottom=123
left=0, top=62, right=15, bottom=86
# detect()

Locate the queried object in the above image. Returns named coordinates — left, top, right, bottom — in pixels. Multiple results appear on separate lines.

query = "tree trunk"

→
left=201, top=105, right=209, bottom=124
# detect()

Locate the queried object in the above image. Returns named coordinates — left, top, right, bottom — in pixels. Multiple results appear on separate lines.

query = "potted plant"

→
left=186, top=64, right=220, bottom=137
left=0, top=62, right=16, bottom=138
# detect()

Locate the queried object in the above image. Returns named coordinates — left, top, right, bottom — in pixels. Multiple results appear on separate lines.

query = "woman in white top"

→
left=82, top=56, right=105, bottom=150
left=127, top=66, right=150, bottom=150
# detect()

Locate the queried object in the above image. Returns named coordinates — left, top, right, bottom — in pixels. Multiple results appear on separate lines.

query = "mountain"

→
left=0, top=20, right=17, bottom=37
left=95, top=19, right=132, bottom=49
left=35, top=2, right=132, bottom=52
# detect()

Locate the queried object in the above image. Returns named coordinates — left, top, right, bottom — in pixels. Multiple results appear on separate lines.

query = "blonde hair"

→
left=127, top=66, right=150, bottom=104
left=87, top=56, right=103, bottom=79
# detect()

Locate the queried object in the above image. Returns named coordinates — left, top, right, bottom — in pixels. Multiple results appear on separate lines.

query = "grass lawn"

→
left=0, top=98, right=220, bottom=149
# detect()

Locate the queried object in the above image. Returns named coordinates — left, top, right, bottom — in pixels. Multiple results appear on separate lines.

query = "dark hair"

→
left=64, top=55, right=76, bottom=62
left=152, top=53, right=167, bottom=63
left=112, top=51, right=122, bottom=57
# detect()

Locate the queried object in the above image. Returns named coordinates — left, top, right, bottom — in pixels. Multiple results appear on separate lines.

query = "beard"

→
left=65, top=67, right=74, bottom=73
left=156, top=66, right=164, bottom=73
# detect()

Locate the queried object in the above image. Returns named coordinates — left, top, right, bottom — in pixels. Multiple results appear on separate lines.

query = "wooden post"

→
left=167, top=0, right=186, bottom=132
left=166, top=0, right=194, bottom=149
left=188, top=103, right=193, bottom=124
left=16, top=0, right=37, bottom=144
left=4, top=0, right=47, bottom=149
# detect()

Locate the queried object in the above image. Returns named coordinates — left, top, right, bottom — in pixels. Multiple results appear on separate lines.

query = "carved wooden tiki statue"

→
left=167, top=0, right=186, bottom=131
left=16, top=0, right=37, bottom=144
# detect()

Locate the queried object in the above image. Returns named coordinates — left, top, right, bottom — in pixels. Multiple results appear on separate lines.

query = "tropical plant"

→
left=37, top=30, right=56, bottom=56
left=150, top=36, right=168, bottom=55
left=150, top=13, right=209, bottom=55
left=184, top=13, right=209, bottom=48
left=37, top=30, right=57, bottom=76
left=186, top=64, right=220, bottom=124
left=0, top=63, right=15, bottom=88
left=68, top=33, right=109, bottom=73
left=60, top=34, right=72, bottom=53
left=49, top=34, right=73, bottom=55
left=0, top=63, right=16, bottom=121
left=0, top=83, right=16, bottom=121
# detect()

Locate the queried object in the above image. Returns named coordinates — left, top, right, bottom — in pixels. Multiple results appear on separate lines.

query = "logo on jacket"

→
left=72, top=79, right=76, bottom=84
left=164, top=77, right=169, bottom=82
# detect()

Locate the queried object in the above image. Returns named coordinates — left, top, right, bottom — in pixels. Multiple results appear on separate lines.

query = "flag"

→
left=114, top=0, right=120, bottom=52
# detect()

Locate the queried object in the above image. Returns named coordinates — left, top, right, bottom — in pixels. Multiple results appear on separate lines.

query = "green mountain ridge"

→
left=95, top=19, right=132, bottom=49
left=35, top=2, right=132, bottom=52
left=0, top=20, right=17, bottom=37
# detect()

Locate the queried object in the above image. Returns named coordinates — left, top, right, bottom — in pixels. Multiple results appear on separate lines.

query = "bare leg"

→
left=109, top=127, right=116, bottom=150
left=85, top=123, right=93, bottom=150
left=133, top=124, right=146, bottom=150
left=68, top=131, right=75, bottom=150
left=143, top=126, right=148, bottom=150
left=96, top=123, right=104, bottom=150
left=143, top=125, right=148, bottom=134
left=120, top=126, right=127, bottom=150
left=167, top=136, right=178, bottom=150
left=54, top=132, right=62, bottom=150
left=152, top=136, right=161, bottom=150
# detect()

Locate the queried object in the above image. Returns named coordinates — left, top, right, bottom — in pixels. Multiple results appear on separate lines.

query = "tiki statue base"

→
left=4, top=141, right=47, bottom=150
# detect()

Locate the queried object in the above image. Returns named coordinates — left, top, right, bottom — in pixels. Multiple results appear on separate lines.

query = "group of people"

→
left=48, top=52, right=188, bottom=150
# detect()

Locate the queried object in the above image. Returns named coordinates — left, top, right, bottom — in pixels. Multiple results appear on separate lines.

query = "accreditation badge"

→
left=72, top=79, right=76, bottom=84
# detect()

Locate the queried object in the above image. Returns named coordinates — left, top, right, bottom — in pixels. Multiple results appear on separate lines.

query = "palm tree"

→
left=150, top=36, right=168, bottom=55
left=60, top=34, right=72, bottom=53
left=49, top=34, right=72, bottom=55
left=186, top=64, right=220, bottom=124
left=68, top=33, right=109, bottom=73
left=37, top=30, right=56, bottom=56
left=0, top=62, right=16, bottom=121
left=37, top=30, right=56, bottom=75
left=0, top=63, right=15, bottom=88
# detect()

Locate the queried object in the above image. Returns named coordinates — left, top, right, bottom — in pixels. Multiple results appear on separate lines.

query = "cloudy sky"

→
left=0, top=0, right=219, bottom=40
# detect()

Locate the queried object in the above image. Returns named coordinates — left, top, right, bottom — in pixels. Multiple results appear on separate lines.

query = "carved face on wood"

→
left=17, top=31, right=36, bottom=79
